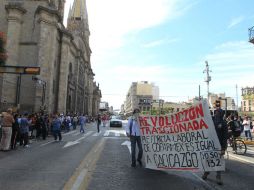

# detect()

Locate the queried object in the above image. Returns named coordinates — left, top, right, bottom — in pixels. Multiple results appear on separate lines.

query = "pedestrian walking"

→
left=19, top=113, right=30, bottom=148
left=126, top=108, right=143, bottom=168
left=96, top=114, right=101, bottom=133
left=79, top=114, right=86, bottom=133
left=202, top=107, right=228, bottom=185
left=0, top=108, right=14, bottom=151
left=51, top=115, right=62, bottom=141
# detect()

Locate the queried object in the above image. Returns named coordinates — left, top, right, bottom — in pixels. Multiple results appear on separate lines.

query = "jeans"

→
left=244, top=130, right=252, bottom=140
left=20, top=132, right=29, bottom=146
left=97, top=122, right=101, bottom=133
left=53, top=130, right=62, bottom=141
left=130, top=136, right=143, bottom=164
left=80, top=124, right=85, bottom=133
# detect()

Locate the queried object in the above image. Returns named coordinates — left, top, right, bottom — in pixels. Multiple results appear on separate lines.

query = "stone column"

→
left=1, top=5, right=26, bottom=109
left=88, top=71, right=94, bottom=116
left=57, top=34, right=71, bottom=113
left=35, top=7, right=60, bottom=113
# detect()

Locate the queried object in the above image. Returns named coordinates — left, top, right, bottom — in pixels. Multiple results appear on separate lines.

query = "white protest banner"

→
left=139, top=100, right=225, bottom=172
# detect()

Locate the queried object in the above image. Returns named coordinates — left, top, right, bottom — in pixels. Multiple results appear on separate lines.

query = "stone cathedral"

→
left=0, top=0, right=101, bottom=116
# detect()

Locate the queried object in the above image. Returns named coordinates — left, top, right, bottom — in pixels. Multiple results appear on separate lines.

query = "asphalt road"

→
left=0, top=122, right=254, bottom=190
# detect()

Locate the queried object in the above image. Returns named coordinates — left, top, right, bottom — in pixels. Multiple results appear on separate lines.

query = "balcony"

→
left=249, top=26, right=254, bottom=44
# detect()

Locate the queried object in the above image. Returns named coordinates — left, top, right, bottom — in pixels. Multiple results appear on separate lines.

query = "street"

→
left=0, top=122, right=254, bottom=190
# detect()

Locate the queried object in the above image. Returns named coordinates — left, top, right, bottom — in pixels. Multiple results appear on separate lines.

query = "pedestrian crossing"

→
left=63, top=129, right=127, bottom=137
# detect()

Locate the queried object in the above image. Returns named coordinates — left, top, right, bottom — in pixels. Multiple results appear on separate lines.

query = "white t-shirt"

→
left=242, top=119, right=251, bottom=131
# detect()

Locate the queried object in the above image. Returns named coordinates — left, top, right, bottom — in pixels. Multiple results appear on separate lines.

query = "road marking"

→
left=121, top=140, right=131, bottom=154
left=92, top=131, right=102, bottom=136
left=72, top=132, right=81, bottom=136
left=70, top=169, right=88, bottom=190
left=63, top=131, right=93, bottom=148
left=40, top=141, right=55, bottom=147
left=247, top=149, right=254, bottom=154
left=115, top=131, right=120, bottom=136
left=228, top=153, right=254, bottom=164
left=62, top=131, right=77, bottom=136
left=63, top=138, right=106, bottom=190
left=103, top=131, right=110, bottom=136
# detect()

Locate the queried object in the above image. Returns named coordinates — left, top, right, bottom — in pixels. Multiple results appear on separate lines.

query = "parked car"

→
left=110, top=115, right=122, bottom=127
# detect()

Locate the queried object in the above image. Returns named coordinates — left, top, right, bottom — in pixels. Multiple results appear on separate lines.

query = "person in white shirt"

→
left=126, top=108, right=143, bottom=167
left=242, top=116, right=252, bottom=141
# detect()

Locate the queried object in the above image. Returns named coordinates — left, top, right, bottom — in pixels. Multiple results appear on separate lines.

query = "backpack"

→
left=232, top=120, right=241, bottom=137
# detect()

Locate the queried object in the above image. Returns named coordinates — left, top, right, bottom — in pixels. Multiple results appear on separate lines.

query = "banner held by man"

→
left=138, top=100, right=225, bottom=172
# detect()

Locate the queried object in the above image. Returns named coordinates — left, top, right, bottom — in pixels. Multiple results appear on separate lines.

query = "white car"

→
left=110, top=115, right=122, bottom=127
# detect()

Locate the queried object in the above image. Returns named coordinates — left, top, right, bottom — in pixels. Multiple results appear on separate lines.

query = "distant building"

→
left=124, top=81, right=158, bottom=115
left=120, top=104, right=125, bottom=114
left=209, top=93, right=236, bottom=110
left=99, top=101, right=109, bottom=112
left=241, top=87, right=254, bottom=115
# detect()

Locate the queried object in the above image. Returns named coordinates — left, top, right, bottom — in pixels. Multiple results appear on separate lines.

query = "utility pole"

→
left=203, top=61, right=212, bottom=103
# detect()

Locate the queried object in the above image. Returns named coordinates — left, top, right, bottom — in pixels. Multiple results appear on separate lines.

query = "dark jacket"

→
left=213, top=109, right=228, bottom=151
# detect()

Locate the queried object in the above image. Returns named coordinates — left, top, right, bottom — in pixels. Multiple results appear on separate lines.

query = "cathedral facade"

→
left=0, top=0, right=101, bottom=116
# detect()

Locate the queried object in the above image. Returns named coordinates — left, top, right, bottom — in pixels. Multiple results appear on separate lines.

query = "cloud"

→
left=201, top=41, right=254, bottom=99
left=142, top=38, right=179, bottom=48
left=86, top=0, right=192, bottom=51
left=228, top=16, right=244, bottom=29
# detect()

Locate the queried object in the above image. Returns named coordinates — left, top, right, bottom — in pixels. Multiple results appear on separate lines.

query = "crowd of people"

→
left=0, top=108, right=100, bottom=151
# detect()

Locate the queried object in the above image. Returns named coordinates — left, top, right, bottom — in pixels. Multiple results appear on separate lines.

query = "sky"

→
left=64, top=0, right=254, bottom=110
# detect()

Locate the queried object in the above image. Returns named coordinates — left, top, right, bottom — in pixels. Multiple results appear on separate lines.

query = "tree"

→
left=0, top=31, right=7, bottom=66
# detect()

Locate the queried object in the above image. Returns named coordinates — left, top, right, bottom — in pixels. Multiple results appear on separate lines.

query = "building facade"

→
left=209, top=93, right=236, bottom=111
left=124, top=81, right=157, bottom=115
left=241, top=87, right=254, bottom=115
left=0, top=0, right=101, bottom=115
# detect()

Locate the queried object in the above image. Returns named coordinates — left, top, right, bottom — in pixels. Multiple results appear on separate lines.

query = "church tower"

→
left=67, top=0, right=90, bottom=42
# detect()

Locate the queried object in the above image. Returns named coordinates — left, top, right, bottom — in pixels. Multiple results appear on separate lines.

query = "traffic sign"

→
left=0, top=65, right=40, bottom=75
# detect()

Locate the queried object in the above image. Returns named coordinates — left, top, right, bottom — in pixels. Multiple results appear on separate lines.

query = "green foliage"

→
left=243, top=94, right=254, bottom=100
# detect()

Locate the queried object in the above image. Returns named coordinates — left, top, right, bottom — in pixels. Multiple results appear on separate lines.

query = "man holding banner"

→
left=126, top=108, right=143, bottom=168
left=137, top=100, right=227, bottom=185
left=202, top=106, right=228, bottom=185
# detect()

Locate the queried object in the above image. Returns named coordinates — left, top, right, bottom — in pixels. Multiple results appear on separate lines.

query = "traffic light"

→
left=215, top=100, right=221, bottom=108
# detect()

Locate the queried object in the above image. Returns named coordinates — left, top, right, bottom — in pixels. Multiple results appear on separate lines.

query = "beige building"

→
left=124, top=81, right=157, bottom=115
left=241, top=87, right=254, bottom=115
left=209, top=93, right=236, bottom=110
left=0, top=0, right=101, bottom=115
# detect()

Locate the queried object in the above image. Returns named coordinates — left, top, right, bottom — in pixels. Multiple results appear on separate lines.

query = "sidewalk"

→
left=87, top=138, right=211, bottom=190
